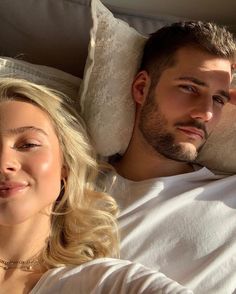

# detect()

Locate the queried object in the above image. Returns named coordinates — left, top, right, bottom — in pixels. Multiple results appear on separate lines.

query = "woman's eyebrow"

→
left=4, top=126, right=48, bottom=136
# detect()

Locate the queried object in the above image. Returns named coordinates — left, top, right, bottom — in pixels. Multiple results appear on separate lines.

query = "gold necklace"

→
left=0, top=257, right=40, bottom=271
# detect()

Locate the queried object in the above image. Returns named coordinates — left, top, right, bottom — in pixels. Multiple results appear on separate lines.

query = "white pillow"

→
left=80, top=0, right=236, bottom=173
left=79, top=0, right=146, bottom=156
left=0, top=57, right=81, bottom=100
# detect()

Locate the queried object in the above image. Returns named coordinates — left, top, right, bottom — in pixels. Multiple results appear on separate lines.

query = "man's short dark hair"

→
left=139, top=21, right=236, bottom=85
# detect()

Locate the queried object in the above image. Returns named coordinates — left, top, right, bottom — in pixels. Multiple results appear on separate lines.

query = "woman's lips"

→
left=177, top=127, right=205, bottom=140
left=0, top=182, right=29, bottom=198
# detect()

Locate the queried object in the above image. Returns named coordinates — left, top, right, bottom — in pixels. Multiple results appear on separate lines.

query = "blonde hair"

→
left=0, top=78, right=119, bottom=268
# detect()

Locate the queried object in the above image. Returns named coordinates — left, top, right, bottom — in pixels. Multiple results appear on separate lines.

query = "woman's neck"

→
left=0, top=215, right=51, bottom=293
left=0, top=214, right=51, bottom=262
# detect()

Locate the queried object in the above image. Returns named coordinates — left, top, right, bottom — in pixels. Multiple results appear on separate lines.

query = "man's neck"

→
left=113, top=136, right=194, bottom=181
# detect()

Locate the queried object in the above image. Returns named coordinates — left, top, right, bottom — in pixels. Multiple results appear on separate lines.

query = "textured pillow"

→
left=79, top=0, right=146, bottom=156
left=0, top=57, right=81, bottom=100
left=196, top=75, right=236, bottom=173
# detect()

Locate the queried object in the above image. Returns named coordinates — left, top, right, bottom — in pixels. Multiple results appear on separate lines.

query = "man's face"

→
left=136, top=46, right=232, bottom=162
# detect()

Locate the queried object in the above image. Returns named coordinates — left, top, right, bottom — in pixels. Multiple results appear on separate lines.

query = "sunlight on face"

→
left=0, top=101, right=65, bottom=226
left=138, top=47, right=232, bottom=162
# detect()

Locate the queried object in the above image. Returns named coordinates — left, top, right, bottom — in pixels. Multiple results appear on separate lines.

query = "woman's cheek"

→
left=29, top=149, right=62, bottom=180
left=32, top=150, right=62, bottom=200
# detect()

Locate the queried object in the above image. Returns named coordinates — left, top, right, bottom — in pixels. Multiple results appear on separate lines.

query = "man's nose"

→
left=0, top=148, right=20, bottom=175
left=190, top=96, right=213, bottom=122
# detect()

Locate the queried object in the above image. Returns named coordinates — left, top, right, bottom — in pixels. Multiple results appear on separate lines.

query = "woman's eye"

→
left=179, top=85, right=197, bottom=94
left=17, top=143, right=41, bottom=150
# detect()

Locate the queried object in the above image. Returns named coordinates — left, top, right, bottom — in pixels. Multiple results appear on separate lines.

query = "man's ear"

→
left=229, top=88, right=236, bottom=105
left=132, top=71, right=151, bottom=106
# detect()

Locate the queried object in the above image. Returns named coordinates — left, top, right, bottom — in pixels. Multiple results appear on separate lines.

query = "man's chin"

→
left=176, top=142, right=199, bottom=162
left=159, top=142, right=199, bottom=163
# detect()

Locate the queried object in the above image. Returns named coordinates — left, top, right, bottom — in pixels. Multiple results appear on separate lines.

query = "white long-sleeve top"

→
left=30, top=258, right=193, bottom=293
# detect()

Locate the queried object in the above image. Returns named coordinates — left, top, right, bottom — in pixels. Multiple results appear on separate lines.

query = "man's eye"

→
left=213, top=95, right=226, bottom=106
left=179, top=85, right=197, bottom=94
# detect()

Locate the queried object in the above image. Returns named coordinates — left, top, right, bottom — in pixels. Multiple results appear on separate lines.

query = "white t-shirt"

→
left=30, top=258, right=192, bottom=293
left=105, top=167, right=236, bottom=294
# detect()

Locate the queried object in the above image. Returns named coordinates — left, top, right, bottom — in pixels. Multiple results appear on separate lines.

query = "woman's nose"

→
left=0, top=148, right=20, bottom=175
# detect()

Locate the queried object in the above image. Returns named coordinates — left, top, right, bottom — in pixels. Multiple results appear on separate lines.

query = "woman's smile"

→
left=0, top=181, right=29, bottom=199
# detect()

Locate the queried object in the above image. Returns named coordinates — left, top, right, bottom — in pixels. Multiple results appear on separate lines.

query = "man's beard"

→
left=138, top=93, right=208, bottom=163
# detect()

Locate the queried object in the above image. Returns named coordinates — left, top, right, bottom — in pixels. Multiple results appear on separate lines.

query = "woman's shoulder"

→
left=30, top=258, right=193, bottom=294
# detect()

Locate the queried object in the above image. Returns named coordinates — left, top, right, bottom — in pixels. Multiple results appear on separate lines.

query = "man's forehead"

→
left=170, top=48, right=231, bottom=79
left=174, top=46, right=231, bottom=68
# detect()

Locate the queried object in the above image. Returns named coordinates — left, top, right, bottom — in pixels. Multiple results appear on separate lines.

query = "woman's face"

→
left=0, top=100, right=66, bottom=225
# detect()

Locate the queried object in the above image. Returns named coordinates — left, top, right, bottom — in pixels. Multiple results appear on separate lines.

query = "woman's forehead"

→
left=0, top=100, right=55, bottom=136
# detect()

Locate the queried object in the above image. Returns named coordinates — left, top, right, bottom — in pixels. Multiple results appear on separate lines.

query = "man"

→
left=106, top=21, right=236, bottom=293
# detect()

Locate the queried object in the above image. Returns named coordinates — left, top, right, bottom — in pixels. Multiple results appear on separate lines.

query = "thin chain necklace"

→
left=0, top=257, right=41, bottom=271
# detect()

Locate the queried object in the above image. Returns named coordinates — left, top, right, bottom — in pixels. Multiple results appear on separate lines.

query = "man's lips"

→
left=177, top=126, right=205, bottom=139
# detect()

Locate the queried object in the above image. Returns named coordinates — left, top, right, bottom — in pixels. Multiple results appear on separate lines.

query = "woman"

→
left=0, top=78, right=192, bottom=293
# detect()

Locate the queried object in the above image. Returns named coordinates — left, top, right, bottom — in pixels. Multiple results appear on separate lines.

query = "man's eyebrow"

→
left=5, top=126, right=48, bottom=136
left=176, top=76, right=230, bottom=101
left=176, top=76, right=207, bottom=86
